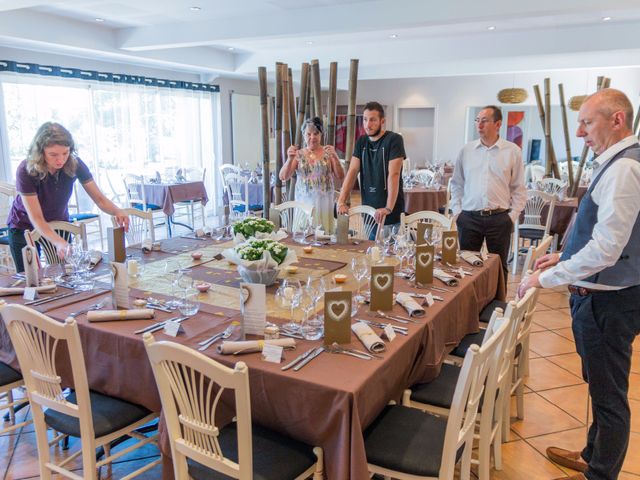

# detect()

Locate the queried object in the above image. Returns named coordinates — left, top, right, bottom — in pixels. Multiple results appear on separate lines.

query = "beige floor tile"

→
left=631, top=373, right=640, bottom=401
left=552, top=327, right=576, bottom=343
left=623, top=431, right=640, bottom=475
left=525, top=426, right=588, bottom=466
left=534, top=303, right=553, bottom=312
left=538, top=384, right=589, bottom=423
left=510, top=392, right=583, bottom=438
left=538, top=292, right=570, bottom=310
left=631, top=398, right=640, bottom=434
left=524, top=357, right=584, bottom=392
left=547, top=352, right=584, bottom=378
left=478, top=439, right=566, bottom=480
left=4, top=433, right=86, bottom=479
left=532, top=309, right=572, bottom=330
left=619, top=472, right=640, bottom=479
left=530, top=321, right=547, bottom=333
left=529, top=331, right=578, bottom=357
left=98, top=456, right=162, bottom=479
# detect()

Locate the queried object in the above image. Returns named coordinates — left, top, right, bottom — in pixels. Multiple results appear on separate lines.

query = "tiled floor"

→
left=1, top=272, right=639, bottom=479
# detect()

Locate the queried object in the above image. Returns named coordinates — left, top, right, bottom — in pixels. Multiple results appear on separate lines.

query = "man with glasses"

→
left=519, top=89, right=640, bottom=480
left=450, top=105, right=526, bottom=275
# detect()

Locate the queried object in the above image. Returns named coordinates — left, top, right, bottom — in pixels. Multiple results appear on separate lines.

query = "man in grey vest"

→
left=519, top=88, right=640, bottom=480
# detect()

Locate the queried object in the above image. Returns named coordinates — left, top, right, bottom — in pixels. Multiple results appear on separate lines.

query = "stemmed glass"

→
left=276, top=278, right=302, bottom=332
left=310, top=221, right=324, bottom=247
left=298, top=289, right=319, bottom=339
left=393, top=236, right=409, bottom=276
left=351, top=257, right=369, bottom=302
left=64, top=243, right=84, bottom=282
left=293, top=215, right=311, bottom=244
left=402, top=237, right=416, bottom=276
left=164, top=260, right=183, bottom=308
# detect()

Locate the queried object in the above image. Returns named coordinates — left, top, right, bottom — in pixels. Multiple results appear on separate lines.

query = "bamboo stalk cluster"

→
left=257, top=59, right=359, bottom=212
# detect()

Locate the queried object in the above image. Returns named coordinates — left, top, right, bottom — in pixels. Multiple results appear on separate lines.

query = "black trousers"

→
left=455, top=211, right=513, bottom=276
left=571, top=287, right=640, bottom=480
left=8, top=228, right=27, bottom=273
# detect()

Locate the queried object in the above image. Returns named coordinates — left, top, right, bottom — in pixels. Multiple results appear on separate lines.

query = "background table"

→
left=141, top=181, right=209, bottom=217
left=404, top=187, right=447, bottom=214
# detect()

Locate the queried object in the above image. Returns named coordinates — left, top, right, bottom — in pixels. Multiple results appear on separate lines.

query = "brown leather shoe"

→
left=552, top=474, right=586, bottom=480
left=547, top=446, right=588, bottom=473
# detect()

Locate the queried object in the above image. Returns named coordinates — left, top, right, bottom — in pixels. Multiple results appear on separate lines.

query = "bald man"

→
left=520, top=89, right=640, bottom=480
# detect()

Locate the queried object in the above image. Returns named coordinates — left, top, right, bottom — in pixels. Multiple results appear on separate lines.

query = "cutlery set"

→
left=134, top=316, right=190, bottom=334
left=281, top=346, right=325, bottom=371
left=197, top=325, right=235, bottom=351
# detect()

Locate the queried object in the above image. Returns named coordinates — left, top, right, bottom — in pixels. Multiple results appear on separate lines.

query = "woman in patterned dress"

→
left=279, top=117, right=344, bottom=233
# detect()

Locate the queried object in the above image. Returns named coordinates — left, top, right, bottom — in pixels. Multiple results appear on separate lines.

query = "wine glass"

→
left=164, top=260, right=183, bottom=308
left=393, top=237, right=409, bottom=276
left=293, top=215, right=311, bottom=244
left=306, top=276, right=326, bottom=323
left=298, top=289, right=320, bottom=340
left=276, top=278, right=302, bottom=332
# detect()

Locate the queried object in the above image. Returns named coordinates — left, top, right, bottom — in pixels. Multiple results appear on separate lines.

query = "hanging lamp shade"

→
left=497, top=88, right=528, bottom=104
left=568, top=95, right=588, bottom=111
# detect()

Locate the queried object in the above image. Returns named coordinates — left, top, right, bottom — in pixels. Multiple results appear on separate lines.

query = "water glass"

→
left=178, top=288, right=200, bottom=316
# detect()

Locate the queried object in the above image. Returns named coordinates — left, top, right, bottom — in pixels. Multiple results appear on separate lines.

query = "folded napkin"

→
left=460, top=251, right=483, bottom=267
left=351, top=322, right=386, bottom=353
left=0, top=284, right=57, bottom=297
left=87, top=309, right=154, bottom=322
left=88, top=250, right=103, bottom=268
left=396, top=292, right=426, bottom=317
left=217, top=338, right=296, bottom=355
left=433, top=269, right=459, bottom=287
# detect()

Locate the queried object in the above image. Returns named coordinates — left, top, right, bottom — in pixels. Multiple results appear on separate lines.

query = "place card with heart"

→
left=415, top=244, right=435, bottom=284
left=441, top=230, right=459, bottom=265
left=240, top=283, right=265, bottom=337
left=324, top=290, right=352, bottom=345
left=22, top=245, right=39, bottom=287
left=110, top=262, right=129, bottom=309
left=417, top=222, right=433, bottom=246
left=370, top=265, right=394, bottom=311
left=268, top=207, right=281, bottom=230
left=336, top=214, right=349, bottom=245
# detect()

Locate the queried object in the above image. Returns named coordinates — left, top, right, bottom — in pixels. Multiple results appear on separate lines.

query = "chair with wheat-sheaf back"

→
left=272, top=201, right=314, bottom=233
left=538, top=178, right=567, bottom=199
left=143, top=334, right=324, bottom=479
left=67, top=182, right=104, bottom=250
left=400, top=210, right=453, bottom=243
left=348, top=205, right=380, bottom=241
left=1, top=304, right=160, bottom=479
left=362, top=306, right=510, bottom=480
left=25, top=221, right=87, bottom=266
left=111, top=208, right=155, bottom=246
left=511, top=190, right=556, bottom=275
left=219, top=164, right=242, bottom=191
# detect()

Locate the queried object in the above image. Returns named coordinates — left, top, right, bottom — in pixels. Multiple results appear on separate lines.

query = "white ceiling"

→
left=2, top=0, right=640, bottom=84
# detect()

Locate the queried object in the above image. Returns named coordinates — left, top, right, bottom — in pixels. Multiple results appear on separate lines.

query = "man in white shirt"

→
left=519, top=89, right=640, bottom=480
left=450, top=105, right=526, bottom=275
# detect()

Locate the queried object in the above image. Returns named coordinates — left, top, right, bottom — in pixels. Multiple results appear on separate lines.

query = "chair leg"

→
left=312, top=446, right=324, bottom=479
left=502, top=392, right=511, bottom=439
left=511, top=232, right=519, bottom=276
left=478, top=437, right=491, bottom=480
left=516, top=378, right=525, bottom=420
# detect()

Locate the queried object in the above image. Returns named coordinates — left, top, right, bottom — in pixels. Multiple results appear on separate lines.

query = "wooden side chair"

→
left=348, top=205, right=380, bottom=241
left=26, top=221, right=86, bottom=266
left=111, top=207, right=155, bottom=246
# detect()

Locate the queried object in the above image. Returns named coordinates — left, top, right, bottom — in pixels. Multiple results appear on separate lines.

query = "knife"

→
left=281, top=347, right=318, bottom=371
left=134, top=316, right=187, bottom=334
left=293, top=346, right=324, bottom=371
left=25, top=291, right=80, bottom=306
left=146, top=303, right=174, bottom=313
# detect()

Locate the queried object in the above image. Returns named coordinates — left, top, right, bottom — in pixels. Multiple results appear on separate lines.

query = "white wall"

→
left=338, top=66, right=640, bottom=163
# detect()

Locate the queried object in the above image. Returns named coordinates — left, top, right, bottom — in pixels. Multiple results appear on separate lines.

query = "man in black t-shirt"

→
left=337, top=102, right=405, bottom=232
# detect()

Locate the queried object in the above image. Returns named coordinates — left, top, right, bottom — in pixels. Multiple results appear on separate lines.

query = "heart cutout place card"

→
left=336, top=214, right=349, bottom=245
left=22, top=245, right=39, bottom=288
left=415, top=244, right=435, bottom=285
left=240, top=283, right=265, bottom=337
left=370, top=265, right=394, bottom=312
left=324, top=290, right=352, bottom=345
left=417, top=222, right=433, bottom=246
left=441, top=230, right=459, bottom=265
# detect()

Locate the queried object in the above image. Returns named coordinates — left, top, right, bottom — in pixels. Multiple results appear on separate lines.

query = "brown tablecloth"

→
left=140, top=181, right=209, bottom=216
left=404, top=187, right=447, bottom=214
left=0, top=239, right=503, bottom=480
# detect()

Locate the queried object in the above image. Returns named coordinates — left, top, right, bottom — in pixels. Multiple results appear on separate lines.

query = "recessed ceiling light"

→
left=602, top=16, right=612, bottom=21
left=487, top=26, right=496, bottom=31
left=227, top=47, right=235, bottom=51
left=389, top=34, right=398, bottom=39
left=306, top=41, right=314, bottom=45
left=95, top=17, right=105, bottom=22
left=190, top=6, right=201, bottom=11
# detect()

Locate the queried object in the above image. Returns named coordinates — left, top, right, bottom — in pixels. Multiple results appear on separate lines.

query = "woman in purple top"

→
left=7, top=122, right=129, bottom=272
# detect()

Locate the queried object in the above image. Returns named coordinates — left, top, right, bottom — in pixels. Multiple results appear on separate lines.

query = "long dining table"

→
left=0, top=234, right=504, bottom=480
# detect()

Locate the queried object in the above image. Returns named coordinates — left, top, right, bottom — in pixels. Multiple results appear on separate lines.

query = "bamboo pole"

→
left=558, top=83, right=574, bottom=191
left=533, top=83, right=560, bottom=179
left=543, top=78, right=556, bottom=178
left=311, top=59, right=322, bottom=122
left=258, top=66, right=270, bottom=217
left=305, top=70, right=312, bottom=122
left=344, top=59, right=359, bottom=172
left=326, top=61, right=338, bottom=146
left=288, top=62, right=310, bottom=201
left=288, top=67, right=296, bottom=146
left=281, top=63, right=291, bottom=204
left=274, top=63, right=283, bottom=206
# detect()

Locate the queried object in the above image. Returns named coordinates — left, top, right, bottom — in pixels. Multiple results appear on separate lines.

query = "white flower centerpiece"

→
left=223, top=238, right=297, bottom=286
left=232, top=217, right=287, bottom=243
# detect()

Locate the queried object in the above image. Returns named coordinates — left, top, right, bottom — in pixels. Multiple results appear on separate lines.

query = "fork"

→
left=69, top=299, right=107, bottom=318
left=197, top=325, right=235, bottom=351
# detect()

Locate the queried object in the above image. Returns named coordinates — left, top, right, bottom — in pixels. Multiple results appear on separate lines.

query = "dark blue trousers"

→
left=570, top=286, right=640, bottom=480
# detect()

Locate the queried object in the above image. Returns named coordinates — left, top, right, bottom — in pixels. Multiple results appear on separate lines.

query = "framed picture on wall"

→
left=334, top=104, right=388, bottom=159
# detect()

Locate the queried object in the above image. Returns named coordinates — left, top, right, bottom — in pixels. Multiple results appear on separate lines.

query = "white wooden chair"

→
left=122, top=173, right=169, bottom=238
left=538, top=178, right=566, bottom=198
left=219, top=164, right=242, bottom=190
left=0, top=182, right=16, bottom=272
left=111, top=208, right=155, bottom=246
left=0, top=361, right=30, bottom=435
left=348, top=205, right=380, bottom=241
left=1, top=304, right=160, bottom=480
left=525, top=164, right=546, bottom=183
left=225, top=172, right=250, bottom=220
left=172, top=167, right=207, bottom=229
left=511, top=190, right=556, bottom=274
left=26, top=221, right=87, bottom=266
left=68, top=182, right=104, bottom=250
left=143, top=334, right=324, bottom=480
left=404, top=290, right=533, bottom=480
left=400, top=211, right=452, bottom=242
left=272, top=201, right=314, bottom=233
left=363, top=312, right=510, bottom=480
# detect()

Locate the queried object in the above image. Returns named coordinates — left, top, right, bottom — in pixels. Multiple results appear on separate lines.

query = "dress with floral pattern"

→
left=295, top=149, right=335, bottom=233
